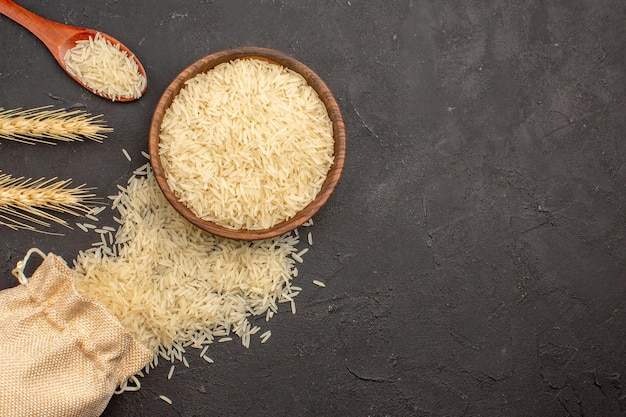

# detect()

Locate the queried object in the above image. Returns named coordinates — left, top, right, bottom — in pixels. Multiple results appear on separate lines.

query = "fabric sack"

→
left=0, top=249, right=151, bottom=417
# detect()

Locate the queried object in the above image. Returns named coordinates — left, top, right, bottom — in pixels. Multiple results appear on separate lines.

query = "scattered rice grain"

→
left=313, top=280, right=326, bottom=288
left=260, top=330, right=272, bottom=344
left=88, top=206, right=107, bottom=216
left=73, top=164, right=305, bottom=364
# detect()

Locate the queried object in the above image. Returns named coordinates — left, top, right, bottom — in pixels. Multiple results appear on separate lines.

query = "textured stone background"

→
left=1, top=1, right=625, bottom=416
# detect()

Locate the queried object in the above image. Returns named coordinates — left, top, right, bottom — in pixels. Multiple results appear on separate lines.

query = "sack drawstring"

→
left=11, top=248, right=47, bottom=285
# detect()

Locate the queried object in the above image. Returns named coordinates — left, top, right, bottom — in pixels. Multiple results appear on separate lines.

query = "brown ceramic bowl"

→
left=148, top=47, right=346, bottom=240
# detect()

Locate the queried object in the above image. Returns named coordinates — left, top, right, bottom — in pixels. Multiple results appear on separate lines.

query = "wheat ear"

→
left=0, top=106, right=113, bottom=145
left=0, top=173, right=98, bottom=232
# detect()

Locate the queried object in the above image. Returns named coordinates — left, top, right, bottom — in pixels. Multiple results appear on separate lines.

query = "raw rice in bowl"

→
left=149, top=47, right=346, bottom=240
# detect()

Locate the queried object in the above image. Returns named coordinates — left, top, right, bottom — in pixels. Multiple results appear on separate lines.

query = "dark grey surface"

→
left=1, top=1, right=626, bottom=416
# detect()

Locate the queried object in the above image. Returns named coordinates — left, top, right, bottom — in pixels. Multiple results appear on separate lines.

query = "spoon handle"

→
left=0, top=0, right=79, bottom=61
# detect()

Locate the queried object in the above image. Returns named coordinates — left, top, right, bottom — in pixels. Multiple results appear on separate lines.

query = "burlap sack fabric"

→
left=0, top=250, right=152, bottom=417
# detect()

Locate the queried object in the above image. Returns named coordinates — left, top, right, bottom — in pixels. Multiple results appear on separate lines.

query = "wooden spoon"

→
left=0, top=0, right=147, bottom=102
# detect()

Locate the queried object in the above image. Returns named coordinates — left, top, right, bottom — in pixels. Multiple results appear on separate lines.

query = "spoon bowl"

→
left=0, top=0, right=146, bottom=102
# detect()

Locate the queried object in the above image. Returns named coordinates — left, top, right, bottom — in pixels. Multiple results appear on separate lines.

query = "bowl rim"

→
left=148, top=46, right=346, bottom=240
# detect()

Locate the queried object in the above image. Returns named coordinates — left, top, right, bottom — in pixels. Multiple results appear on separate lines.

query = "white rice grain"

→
left=260, top=330, right=271, bottom=344
left=88, top=206, right=107, bottom=216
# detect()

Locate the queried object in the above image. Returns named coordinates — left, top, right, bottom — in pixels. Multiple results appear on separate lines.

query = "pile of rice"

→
left=64, top=32, right=145, bottom=101
left=158, top=58, right=335, bottom=230
left=73, top=163, right=306, bottom=361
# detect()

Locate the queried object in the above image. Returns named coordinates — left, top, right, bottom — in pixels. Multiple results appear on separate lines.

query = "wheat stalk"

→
left=0, top=106, right=113, bottom=145
left=0, top=173, right=98, bottom=232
